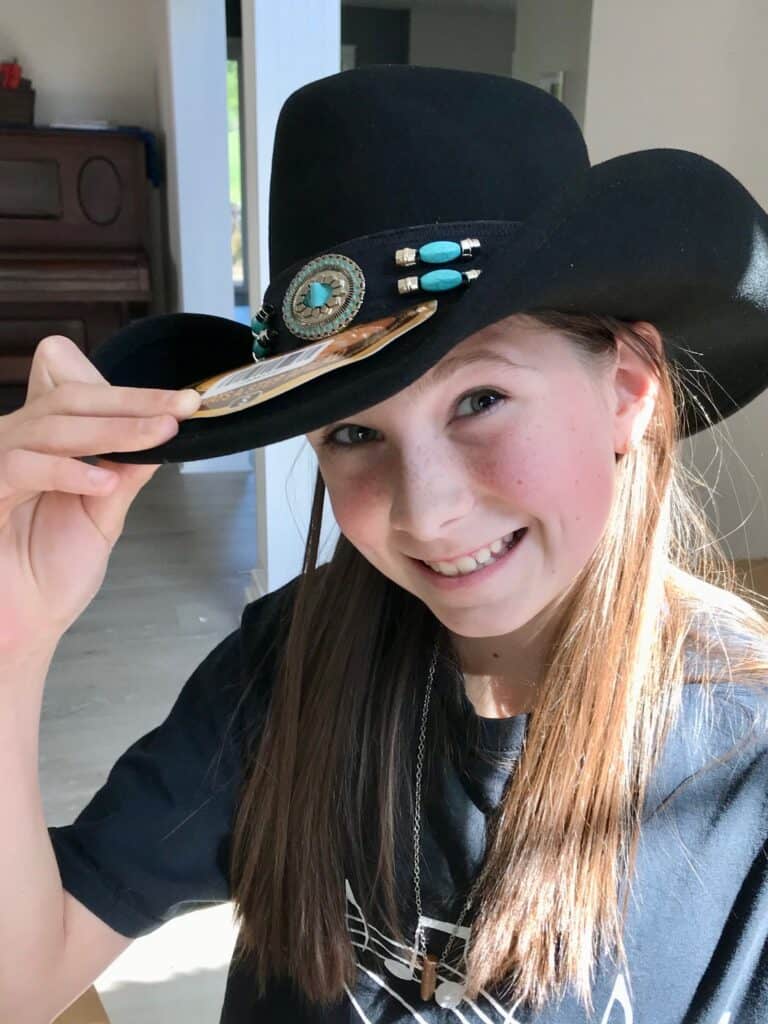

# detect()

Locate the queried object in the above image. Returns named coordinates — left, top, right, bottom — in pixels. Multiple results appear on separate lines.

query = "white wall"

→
left=410, top=7, right=515, bottom=74
left=584, top=0, right=768, bottom=560
left=1, top=0, right=159, bottom=129
left=584, top=0, right=768, bottom=181
left=512, top=0, right=593, bottom=128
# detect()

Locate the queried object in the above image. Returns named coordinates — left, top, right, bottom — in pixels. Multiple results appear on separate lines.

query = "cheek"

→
left=466, top=425, right=547, bottom=505
left=528, top=416, right=616, bottom=564
left=324, top=467, right=390, bottom=548
left=475, top=415, right=615, bottom=535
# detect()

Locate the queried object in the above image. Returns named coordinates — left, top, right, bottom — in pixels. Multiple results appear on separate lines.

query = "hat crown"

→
left=268, top=64, right=590, bottom=277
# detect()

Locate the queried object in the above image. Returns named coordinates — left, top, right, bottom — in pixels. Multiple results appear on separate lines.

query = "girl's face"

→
left=306, top=314, right=659, bottom=643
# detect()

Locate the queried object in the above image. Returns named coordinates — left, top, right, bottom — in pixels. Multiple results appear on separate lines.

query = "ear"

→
left=612, top=321, right=662, bottom=455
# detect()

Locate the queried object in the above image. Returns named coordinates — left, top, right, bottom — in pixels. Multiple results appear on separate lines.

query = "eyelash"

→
left=318, top=388, right=507, bottom=448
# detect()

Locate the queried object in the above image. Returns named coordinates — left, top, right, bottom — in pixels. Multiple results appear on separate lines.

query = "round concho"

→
left=282, top=253, right=366, bottom=341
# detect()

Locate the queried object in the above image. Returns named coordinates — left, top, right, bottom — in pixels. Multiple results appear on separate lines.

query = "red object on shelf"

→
left=0, top=60, right=23, bottom=90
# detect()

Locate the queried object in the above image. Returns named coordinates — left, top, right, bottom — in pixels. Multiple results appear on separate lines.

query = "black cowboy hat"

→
left=90, top=64, right=768, bottom=464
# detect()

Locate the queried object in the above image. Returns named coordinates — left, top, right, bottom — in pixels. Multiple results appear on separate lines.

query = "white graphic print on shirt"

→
left=342, top=879, right=737, bottom=1024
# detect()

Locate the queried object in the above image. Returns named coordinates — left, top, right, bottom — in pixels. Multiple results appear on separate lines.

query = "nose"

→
left=388, top=446, right=475, bottom=541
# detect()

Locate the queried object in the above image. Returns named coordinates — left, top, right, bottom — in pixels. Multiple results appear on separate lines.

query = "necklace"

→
left=408, top=642, right=485, bottom=1007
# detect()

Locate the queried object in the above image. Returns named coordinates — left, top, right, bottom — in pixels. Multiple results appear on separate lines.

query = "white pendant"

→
left=435, top=979, right=467, bottom=1008
left=384, top=956, right=415, bottom=980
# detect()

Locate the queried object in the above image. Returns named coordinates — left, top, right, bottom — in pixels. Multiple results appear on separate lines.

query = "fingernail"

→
left=176, top=389, right=202, bottom=413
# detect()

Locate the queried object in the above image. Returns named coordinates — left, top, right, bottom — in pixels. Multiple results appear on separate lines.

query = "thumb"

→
left=82, top=460, right=163, bottom=546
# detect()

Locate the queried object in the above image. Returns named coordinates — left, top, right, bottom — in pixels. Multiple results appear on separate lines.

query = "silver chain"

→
left=412, top=642, right=484, bottom=976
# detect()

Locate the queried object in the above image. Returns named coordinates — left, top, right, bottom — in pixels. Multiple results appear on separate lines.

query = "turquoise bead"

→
left=419, top=240, right=462, bottom=264
left=305, top=281, right=333, bottom=308
left=420, top=269, right=463, bottom=292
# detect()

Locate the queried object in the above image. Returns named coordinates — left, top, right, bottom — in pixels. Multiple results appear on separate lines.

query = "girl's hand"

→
left=0, top=335, right=201, bottom=661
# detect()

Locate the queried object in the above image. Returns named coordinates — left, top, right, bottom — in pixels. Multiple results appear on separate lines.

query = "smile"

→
left=421, top=528, right=527, bottom=576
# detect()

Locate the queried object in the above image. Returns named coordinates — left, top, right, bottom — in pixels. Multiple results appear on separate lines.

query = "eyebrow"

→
left=410, top=347, right=534, bottom=394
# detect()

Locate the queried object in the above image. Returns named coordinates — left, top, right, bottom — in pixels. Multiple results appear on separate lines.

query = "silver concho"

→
left=282, top=253, right=366, bottom=341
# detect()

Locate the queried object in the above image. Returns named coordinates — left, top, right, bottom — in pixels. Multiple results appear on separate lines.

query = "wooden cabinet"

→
left=0, top=126, right=153, bottom=412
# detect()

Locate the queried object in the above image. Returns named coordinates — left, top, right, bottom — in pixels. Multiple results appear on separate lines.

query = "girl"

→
left=4, top=65, right=768, bottom=1023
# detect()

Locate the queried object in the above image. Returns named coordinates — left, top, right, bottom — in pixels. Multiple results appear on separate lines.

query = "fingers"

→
left=0, top=447, right=164, bottom=547
left=8, top=337, right=202, bottom=461
left=25, top=335, right=108, bottom=404
left=12, top=411, right=182, bottom=458
left=22, top=335, right=201, bottom=429
left=0, top=448, right=120, bottom=505
left=81, top=459, right=164, bottom=545
left=0, top=414, right=180, bottom=524
left=0, top=333, right=202, bottom=525
left=19, top=378, right=201, bottom=424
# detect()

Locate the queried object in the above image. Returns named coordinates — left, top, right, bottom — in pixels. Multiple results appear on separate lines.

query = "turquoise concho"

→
left=282, top=253, right=366, bottom=341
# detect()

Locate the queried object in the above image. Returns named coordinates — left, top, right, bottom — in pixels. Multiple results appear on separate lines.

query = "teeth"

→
left=453, top=555, right=478, bottom=574
left=426, top=529, right=523, bottom=577
left=434, top=561, right=460, bottom=576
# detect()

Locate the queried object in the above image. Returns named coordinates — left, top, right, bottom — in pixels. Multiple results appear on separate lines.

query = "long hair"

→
left=227, top=310, right=768, bottom=1015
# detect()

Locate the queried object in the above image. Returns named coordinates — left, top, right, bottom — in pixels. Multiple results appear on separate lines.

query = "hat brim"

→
left=91, top=147, right=768, bottom=463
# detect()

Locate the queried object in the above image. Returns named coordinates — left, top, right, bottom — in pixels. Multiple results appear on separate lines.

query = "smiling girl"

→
left=7, top=65, right=768, bottom=1024
left=306, top=312, right=658, bottom=713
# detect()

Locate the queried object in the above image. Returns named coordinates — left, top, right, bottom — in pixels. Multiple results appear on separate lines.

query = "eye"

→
left=319, top=385, right=507, bottom=446
left=456, top=387, right=505, bottom=419
left=319, top=421, right=376, bottom=446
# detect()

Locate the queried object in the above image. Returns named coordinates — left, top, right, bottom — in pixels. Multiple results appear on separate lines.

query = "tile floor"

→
left=40, top=461, right=257, bottom=1023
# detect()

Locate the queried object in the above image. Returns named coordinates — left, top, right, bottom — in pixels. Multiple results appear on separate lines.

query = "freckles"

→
left=469, top=454, right=501, bottom=487
left=330, top=472, right=388, bottom=539
left=464, top=453, right=536, bottom=509
left=472, top=432, right=540, bottom=492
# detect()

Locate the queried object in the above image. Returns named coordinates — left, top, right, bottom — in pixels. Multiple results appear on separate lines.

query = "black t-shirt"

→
left=48, top=577, right=768, bottom=1023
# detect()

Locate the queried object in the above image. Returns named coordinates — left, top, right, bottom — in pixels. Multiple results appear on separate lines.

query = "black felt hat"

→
left=91, top=64, right=768, bottom=464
